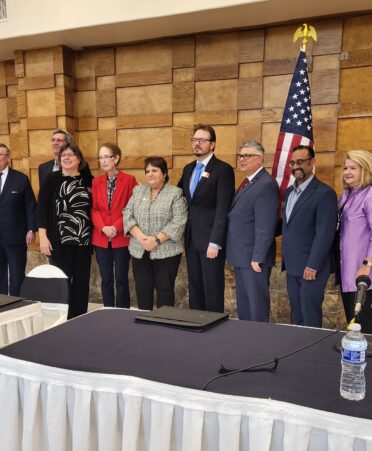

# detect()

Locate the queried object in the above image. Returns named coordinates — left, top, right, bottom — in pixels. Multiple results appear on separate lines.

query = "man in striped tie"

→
left=178, top=124, right=235, bottom=312
left=226, top=141, right=279, bottom=321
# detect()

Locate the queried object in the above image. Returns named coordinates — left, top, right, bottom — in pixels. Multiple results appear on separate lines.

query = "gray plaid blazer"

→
left=123, top=183, right=187, bottom=259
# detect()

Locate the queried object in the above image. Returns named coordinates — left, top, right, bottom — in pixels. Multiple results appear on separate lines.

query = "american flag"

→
left=272, top=50, right=314, bottom=201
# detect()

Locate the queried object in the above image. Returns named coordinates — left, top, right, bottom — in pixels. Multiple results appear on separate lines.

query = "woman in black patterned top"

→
left=37, top=143, right=93, bottom=319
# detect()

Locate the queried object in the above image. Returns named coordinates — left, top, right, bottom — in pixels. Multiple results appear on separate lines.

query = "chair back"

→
left=20, top=264, right=69, bottom=304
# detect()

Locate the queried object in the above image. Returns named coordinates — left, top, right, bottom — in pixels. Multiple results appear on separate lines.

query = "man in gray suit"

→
left=226, top=141, right=279, bottom=321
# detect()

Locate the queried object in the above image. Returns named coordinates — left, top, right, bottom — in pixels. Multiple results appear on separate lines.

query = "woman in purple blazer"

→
left=337, top=150, right=372, bottom=332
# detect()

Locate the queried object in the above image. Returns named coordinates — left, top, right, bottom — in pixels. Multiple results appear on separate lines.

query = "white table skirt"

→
left=0, top=354, right=371, bottom=451
left=0, top=303, right=43, bottom=347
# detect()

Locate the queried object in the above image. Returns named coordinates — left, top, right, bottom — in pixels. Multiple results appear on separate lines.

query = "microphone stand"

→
left=334, top=275, right=372, bottom=355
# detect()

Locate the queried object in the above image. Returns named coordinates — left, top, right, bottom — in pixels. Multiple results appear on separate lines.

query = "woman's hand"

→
left=40, top=234, right=53, bottom=256
left=356, top=262, right=372, bottom=279
left=142, top=236, right=158, bottom=252
left=102, top=226, right=117, bottom=238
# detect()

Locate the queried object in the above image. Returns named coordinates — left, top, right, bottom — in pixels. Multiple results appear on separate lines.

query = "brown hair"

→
left=58, top=142, right=87, bottom=172
left=144, top=156, right=169, bottom=183
left=99, top=142, right=122, bottom=166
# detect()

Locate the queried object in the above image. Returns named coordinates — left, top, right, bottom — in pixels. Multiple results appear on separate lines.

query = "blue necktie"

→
left=190, top=162, right=204, bottom=198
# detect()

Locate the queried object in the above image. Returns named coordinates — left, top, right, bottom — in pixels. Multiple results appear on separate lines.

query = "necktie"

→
left=237, top=178, right=249, bottom=192
left=190, top=162, right=204, bottom=198
left=0, top=172, right=3, bottom=194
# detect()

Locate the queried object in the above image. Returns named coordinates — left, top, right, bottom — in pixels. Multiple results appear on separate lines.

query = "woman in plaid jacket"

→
left=124, top=157, right=187, bottom=310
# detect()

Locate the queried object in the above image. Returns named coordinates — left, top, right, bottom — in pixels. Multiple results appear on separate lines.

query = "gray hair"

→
left=240, top=141, right=265, bottom=156
left=52, top=129, right=74, bottom=144
left=0, top=143, right=10, bottom=155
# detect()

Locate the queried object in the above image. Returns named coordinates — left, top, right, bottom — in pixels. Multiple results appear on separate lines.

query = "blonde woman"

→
left=336, top=150, right=372, bottom=331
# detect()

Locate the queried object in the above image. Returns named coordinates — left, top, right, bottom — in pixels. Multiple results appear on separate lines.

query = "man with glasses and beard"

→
left=281, top=144, right=337, bottom=327
left=178, top=124, right=235, bottom=313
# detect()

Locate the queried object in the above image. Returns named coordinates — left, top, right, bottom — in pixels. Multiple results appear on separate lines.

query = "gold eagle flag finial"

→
left=293, top=23, right=317, bottom=52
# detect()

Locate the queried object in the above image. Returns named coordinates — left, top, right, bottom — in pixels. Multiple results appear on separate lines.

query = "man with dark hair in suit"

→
left=0, top=144, right=37, bottom=295
left=38, top=129, right=73, bottom=189
left=226, top=141, right=279, bottom=321
left=178, top=124, right=235, bottom=312
left=281, top=144, right=338, bottom=327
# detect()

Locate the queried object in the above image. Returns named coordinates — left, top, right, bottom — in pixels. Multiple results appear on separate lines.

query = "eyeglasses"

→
left=51, top=138, right=66, bottom=143
left=236, top=154, right=261, bottom=160
left=0, top=153, right=9, bottom=158
left=191, top=138, right=211, bottom=144
left=97, top=155, right=115, bottom=161
left=61, top=153, right=77, bottom=158
left=288, top=157, right=313, bottom=167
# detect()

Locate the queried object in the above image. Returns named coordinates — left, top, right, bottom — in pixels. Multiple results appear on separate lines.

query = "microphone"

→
left=353, top=275, right=371, bottom=317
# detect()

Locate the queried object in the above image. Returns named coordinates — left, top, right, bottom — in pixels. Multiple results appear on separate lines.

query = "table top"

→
left=0, top=300, right=37, bottom=314
left=1, top=309, right=372, bottom=420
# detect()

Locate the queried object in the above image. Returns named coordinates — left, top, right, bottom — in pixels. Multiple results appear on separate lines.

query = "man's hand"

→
left=251, top=261, right=262, bottom=273
left=303, top=267, right=317, bottom=281
left=206, top=246, right=219, bottom=259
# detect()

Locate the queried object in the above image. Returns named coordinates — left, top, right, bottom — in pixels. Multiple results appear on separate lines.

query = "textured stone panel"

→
left=76, top=131, right=98, bottom=160
left=76, top=91, right=96, bottom=118
left=312, top=18, right=343, bottom=56
left=265, top=25, right=313, bottom=61
left=117, top=128, right=172, bottom=168
left=75, top=52, right=95, bottom=78
left=96, top=90, right=116, bottom=117
left=195, top=79, right=237, bottom=114
left=97, top=76, right=116, bottom=90
left=342, top=14, right=372, bottom=52
left=237, top=110, right=262, bottom=147
left=94, top=48, right=115, bottom=76
left=312, top=105, right=338, bottom=152
left=263, top=74, right=292, bottom=109
left=0, top=98, right=8, bottom=134
left=116, top=42, right=172, bottom=73
left=239, top=29, right=265, bottom=63
left=172, top=113, right=195, bottom=154
left=339, top=67, right=372, bottom=117
left=26, top=90, right=56, bottom=117
left=172, top=37, right=195, bottom=68
left=98, top=117, right=116, bottom=130
left=315, top=152, right=335, bottom=187
left=213, top=125, right=237, bottom=158
left=196, top=33, right=239, bottom=66
left=311, top=54, right=339, bottom=105
left=261, top=122, right=281, bottom=165
left=238, top=62, right=263, bottom=110
left=337, top=118, right=372, bottom=151
left=24, top=49, right=55, bottom=76
left=117, top=84, right=172, bottom=116
left=24, top=76, right=55, bottom=90
left=173, top=82, right=194, bottom=113
left=173, top=68, right=194, bottom=83
left=29, top=130, right=52, bottom=161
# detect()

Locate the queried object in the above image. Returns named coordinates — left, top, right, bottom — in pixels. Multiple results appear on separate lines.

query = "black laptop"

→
left=135, top=306, right=229, bottom=332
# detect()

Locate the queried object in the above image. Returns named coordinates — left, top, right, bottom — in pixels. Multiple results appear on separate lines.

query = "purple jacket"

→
left=339, top=185, right=372, bottom=292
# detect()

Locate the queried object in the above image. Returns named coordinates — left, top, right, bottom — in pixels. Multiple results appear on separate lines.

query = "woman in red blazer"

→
left=92, top=143, right=137, bottom=307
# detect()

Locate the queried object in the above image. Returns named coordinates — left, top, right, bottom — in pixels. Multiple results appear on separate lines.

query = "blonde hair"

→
left=343, top=150, right=372, bottom=188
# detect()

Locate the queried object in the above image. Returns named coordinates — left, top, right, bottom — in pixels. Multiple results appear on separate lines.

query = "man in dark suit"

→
left=281, top=144, right=338, bottom=327
left=178, top=124, right=235, bottom=312
left=38, top=129, right=73, bottom=189
left=0, top=144, right=37, bottom=295
left=227, top=141, right=278, bottom=321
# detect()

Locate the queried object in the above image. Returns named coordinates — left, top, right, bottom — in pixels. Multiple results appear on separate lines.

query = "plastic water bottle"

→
left=340, top=323, right=367, bottom=401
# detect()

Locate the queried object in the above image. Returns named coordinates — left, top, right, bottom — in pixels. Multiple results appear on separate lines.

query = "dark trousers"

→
left=235, top=265, right=271, bottom=321
left=0, top=240, right=27, bottom=296
left=132, top=252, right=181, bottom=310
left=342, top=290, right=372, bottom=334
left=50, top=246, right=91, bottom=319
left=95, top=245, right=130, bottom=308
left=185, top=240, right=225, bottom=313
left=287, top=273, right=329, bottom=328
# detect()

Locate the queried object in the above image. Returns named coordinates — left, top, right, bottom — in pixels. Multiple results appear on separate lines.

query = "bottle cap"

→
left=349, top=323, right=362, bottom=331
